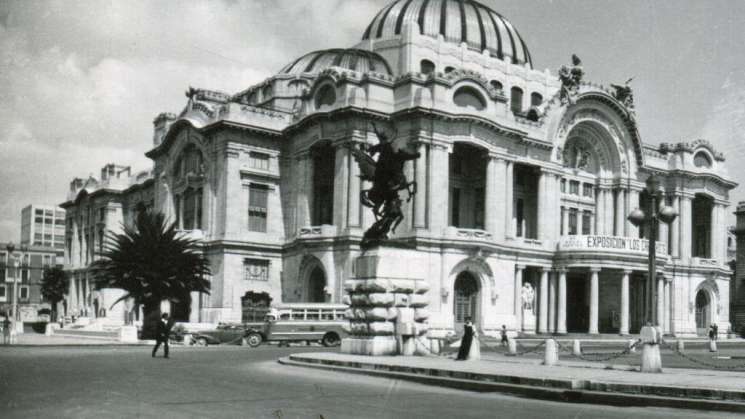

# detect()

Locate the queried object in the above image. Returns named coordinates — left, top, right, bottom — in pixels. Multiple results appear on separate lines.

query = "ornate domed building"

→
left=61, top=0, right=736, bottom=338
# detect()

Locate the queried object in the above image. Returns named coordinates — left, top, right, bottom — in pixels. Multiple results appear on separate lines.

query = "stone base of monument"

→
left=521, top=313, right=536, bottom=334
left=341, top=246, right=430, bottom=356
left=119, top=325, right=139, bottom=343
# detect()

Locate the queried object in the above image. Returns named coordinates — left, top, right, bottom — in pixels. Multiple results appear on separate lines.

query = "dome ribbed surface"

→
left=362, top=0, right=532, bottom=67
left=279, top=48, right=393, bottom=75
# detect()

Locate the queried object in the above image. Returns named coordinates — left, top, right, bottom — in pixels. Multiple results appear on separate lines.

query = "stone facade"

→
left=60, top=1, right=736, bottom=337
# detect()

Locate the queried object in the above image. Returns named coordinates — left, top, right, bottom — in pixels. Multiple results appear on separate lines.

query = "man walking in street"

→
left=2, top=315, right=11, bottom=345
left=152, top=313, right=171, bottom=358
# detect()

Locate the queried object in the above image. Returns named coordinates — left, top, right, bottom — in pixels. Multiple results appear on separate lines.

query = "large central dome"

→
left=362, top=0, right=532, bottom=67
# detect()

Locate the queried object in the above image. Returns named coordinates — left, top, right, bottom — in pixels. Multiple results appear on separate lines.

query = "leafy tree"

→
left=92, top=211, right=211, bottom=338
left=40, top=266, right=70, bottom=322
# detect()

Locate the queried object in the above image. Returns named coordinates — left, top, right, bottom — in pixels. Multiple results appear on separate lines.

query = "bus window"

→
left=306, top=310, right=320, bottom=320
left=321, top=310, right=334, bottom=320
left=279, top=313, right=291, bottom=320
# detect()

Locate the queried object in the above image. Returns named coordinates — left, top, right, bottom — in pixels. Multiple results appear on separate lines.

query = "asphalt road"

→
left=0, top=344, right=736, bottom=419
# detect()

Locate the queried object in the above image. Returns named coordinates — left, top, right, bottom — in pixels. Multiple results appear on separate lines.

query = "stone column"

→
left=537, top=171, right=546, bottom=240
left=485, top=156, right=505, bottom=239
left=333, top=145, right=349, bottom=230
left=589, top=267, right=600, bottom=334
left=663, top=279, right=671, bottom=334
left=671, top=195, right=680, bottom=258
left=710, top=203, right=718, bottom=260
left=295, top=154, right=312, bottom=230
left=615, top=189, right=625, bottom=236
left=589, top=213, right=596, bottom=235
left=514, top=265, right=524, bottom=329
left=413, top=142, right=428, bottom=229
left=348, top=144, right=361, bottom=228
left=656, top=275, right=665, bottom=328
left=538, top=268, right=549, bottom=333
left=577, top=210, right=584, bottom=236
left=620, top=269, right=631, bottom=335
left=604, top=188, right=614, bottom=235
left=627, top=188, right=640, bottom=238
left=595, top=188, right=604, bottom=235
left=428, top=144, right=450, bottom=234
left=679, top=195, right=692, bottom=260
left=548, top=270, right=557, bottom=333
left=505, top=161, right=514, bottom=238
left=557, top=269, right=567, bottom=334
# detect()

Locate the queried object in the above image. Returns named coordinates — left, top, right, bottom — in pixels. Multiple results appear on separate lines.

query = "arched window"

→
left=530, top=92, right=543, bottom=107
left=694, top=152, right=712, bottom=168
left=511, top=87, right=523, bottom=114
left=173, top=144, right=204, bottom=179
left=314, top=84, right=336, bottom=108
left=262, top=84, right=272, bottom=101
left=489, top=80, right=503, bottom=92
left=453, top=86, right=486, bottom=111
left=444, top=66, right=455, bottom=73
left=692, top=194, right=713, bottom=258
left=420, top=59, right=435, bottom=75
left=526, top=108, right=540, bottom=122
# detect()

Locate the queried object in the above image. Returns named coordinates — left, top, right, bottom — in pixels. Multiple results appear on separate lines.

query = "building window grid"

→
left=19, top=285, right=29, bottom=300
left=249, top=152, right=270, bottom=170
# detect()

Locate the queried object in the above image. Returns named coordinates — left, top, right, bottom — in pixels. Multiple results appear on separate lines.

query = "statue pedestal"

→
left=341, top=246, right=430, bottom=356
left=522, top=312, right=536, bottom=334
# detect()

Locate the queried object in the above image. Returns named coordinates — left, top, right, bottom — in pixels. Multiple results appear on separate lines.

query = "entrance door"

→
left=307, top=267, right=326, bottom=303
left=695, top=290, right=710, bottom=336
left=453, top=272, right=479, bottom=332
left=566, top=276, right=588, bottom=333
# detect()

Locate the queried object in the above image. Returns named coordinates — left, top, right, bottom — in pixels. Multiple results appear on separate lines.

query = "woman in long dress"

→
left=456, top=317, right=478, bottom=360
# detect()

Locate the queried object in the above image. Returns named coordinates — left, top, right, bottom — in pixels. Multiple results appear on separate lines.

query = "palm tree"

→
left=92, top=210, right=211, bottom=338
left=40, top=266, right=70, bottom=322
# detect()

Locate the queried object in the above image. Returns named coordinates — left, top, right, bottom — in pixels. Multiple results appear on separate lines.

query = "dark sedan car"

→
left=180, top=323, right=262, bottom=346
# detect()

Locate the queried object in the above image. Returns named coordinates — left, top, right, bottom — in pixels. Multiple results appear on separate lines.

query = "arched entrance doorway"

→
left=695, top=290, right=710, bottom=336
left=307, top=267, right=326, bottom=302
left=453, top=271, right=480, bottom=332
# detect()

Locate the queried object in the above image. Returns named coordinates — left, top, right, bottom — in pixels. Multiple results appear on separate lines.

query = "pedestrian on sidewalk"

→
left=500, top=325, right=508, bottom=347
left=2, top=315, right=11, bottom=345
left=708, top=324, right=718, bottom=352
left=152, top=313, right=171, bottom=358
left=455, top=317, right=478, bottom=361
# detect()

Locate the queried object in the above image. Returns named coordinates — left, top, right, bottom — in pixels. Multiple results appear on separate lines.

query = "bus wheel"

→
left=322, top=332, right=340, bottom=347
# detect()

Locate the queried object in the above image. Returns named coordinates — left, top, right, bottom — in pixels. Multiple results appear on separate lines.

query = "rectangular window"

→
left=561, top=179, right=566, bottom=193
left=35, top=209, right=44, bottom=215
left=248, top=184, right=269, bottom=232
left=99, top=207, right=106, bottom=221
left=516, top=198, right=525, bottom=237
left=98, top=229, right=105, bottom=254
left=583, top=184, right=594, bottom=198
left=568, top=210, right=578, bottom=235
left=19, top=285, right=29, bottom=300
left=174, top=195, right=181, bottom=229
left=569, top=181, right=579, bottom=195
left=474, top=187, right=485, bottom=230
left=249, top=152, right=270, bottom=170
left=244, top=259, right=269, bottom=281
left=451, top=188, right=461, bottom=226
left=582, top=211, right=592, bottom=235
left=0, top=285, right=6, bottom=301
left=35, top=217, right=43, bottom=223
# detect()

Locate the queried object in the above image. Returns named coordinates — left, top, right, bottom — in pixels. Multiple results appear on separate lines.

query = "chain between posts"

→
left=659, top=338, right=745, bottom=370
left=555, top=339, right=642, bottom=362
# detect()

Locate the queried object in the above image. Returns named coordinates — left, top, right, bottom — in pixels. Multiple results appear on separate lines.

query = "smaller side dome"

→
left=279, top=48, right=393, bottom=76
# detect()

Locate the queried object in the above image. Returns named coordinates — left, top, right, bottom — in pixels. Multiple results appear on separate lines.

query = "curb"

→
left=279, top=356, right=745, bottom=413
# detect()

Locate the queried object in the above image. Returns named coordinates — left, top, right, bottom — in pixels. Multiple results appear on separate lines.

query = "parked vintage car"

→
left=173, top=323, right=260, bottom=346
left=244, top=303, right=348, bottom=348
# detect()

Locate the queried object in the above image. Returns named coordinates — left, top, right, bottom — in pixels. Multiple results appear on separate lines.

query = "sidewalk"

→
left=281, top=351, right=745, bottom=412
left=5, top=333, right=148, bottom=346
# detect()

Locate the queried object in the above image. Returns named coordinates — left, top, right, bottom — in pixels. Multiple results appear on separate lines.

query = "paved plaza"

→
left=0, top=344, right=736, bottom=419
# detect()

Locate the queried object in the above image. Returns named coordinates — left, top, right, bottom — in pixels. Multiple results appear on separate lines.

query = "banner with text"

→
left=558, top=235, right=667, bottom=257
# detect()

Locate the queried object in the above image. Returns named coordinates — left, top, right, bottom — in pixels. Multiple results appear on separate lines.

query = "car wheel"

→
left=246, top=333, right=262, bottom=348
left=322, top=332, right=340, bottom=347
left=195, top=337, right=208, bottom=347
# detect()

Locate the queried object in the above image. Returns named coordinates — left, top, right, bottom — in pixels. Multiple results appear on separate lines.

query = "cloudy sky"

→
left=1, top=0, right=744, bottom=241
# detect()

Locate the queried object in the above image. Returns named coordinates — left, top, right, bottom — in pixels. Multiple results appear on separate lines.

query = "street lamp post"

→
left=5, top=242, right=28, bottom=324
left=628, top=175, right=678, bottom=327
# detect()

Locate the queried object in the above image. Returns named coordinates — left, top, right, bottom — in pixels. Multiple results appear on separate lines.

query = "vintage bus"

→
left=244, top=303, right=348, bottom=347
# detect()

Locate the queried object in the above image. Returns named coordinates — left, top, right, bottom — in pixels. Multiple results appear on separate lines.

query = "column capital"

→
left=589, top=266, right=602, bottom=273
left=515, top=264, right=526, bottom=271
left=555, top=267, right=568, bottom=273
left=541, top=266, right=552, bottom=273
left=622, top=269, right=634, bottom=275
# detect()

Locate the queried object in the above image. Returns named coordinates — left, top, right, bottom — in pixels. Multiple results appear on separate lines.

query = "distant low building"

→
left=0, top=242, right=63, bottom=323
